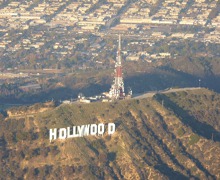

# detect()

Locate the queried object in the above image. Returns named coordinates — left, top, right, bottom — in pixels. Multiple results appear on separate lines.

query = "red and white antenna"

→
left=109, top=35, right=125, bottom=99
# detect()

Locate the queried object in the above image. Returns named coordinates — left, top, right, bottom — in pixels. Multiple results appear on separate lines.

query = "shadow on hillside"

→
left=137, top=115, right=191, bottom=179
left=121, top=116, right=189, bottom=179
left=0, top=68, right=196, bottom=104
left=154, top=94, right=220, bottom=142
left=0, top=83, right=110, bottom=104
left=150, top=111, right=215, bottom=179
left=163, top=66, right=220, bottom=93
left=125, top=68, right=197, bottom=94
left=2, top=66, right=220, bottom=104
left=138, top=112, right=216, bottom=179
left=30, top=83, right=110, bottom=102
left=154, top=164, right=189, bottom=180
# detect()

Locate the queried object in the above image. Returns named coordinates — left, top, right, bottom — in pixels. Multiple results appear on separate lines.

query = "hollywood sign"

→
left=50, top=123, right=115, bottom=142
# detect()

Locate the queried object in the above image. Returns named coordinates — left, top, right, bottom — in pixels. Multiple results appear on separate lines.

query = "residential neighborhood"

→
left=0, top=0, right=219, bottom=93
left=0, top=0, right=219, bottom=63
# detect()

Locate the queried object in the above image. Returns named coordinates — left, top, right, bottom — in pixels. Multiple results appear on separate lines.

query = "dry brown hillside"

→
left=0, top=88, right=219, bottom=179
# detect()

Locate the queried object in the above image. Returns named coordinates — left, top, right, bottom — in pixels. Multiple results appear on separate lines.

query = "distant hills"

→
left=0, top=88, right=220, bottom=179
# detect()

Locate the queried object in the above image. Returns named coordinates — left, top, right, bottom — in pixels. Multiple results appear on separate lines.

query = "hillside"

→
left=0, top=88, right=220, bottom=179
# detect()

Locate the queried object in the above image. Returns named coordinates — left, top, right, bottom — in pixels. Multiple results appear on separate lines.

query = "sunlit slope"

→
left=0, top=88, right=219, bottom=179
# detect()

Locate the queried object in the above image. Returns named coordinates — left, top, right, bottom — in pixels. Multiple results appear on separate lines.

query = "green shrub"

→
left=189, top=134, right=200, bottom=145
left=177, top=127, right=185, bottom=137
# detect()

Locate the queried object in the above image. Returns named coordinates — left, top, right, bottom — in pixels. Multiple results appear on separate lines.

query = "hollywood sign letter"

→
left=50, top=123, right=116, bottom=142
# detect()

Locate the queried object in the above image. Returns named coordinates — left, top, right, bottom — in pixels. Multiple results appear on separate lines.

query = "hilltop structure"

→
left=77, top=35, right=131, bottom=103
left=109, top=35, right=126, bottom=100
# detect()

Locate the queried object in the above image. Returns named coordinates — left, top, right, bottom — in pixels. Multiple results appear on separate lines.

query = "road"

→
left=132, top=87, right=201, bottom=99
